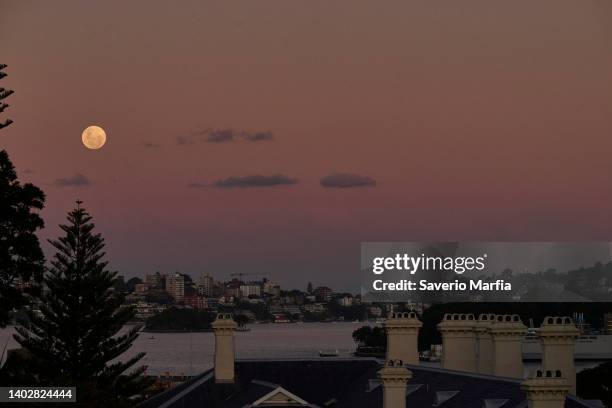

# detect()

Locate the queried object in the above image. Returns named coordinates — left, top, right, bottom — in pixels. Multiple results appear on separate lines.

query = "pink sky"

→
left=1, top=0, right=611, bottom=290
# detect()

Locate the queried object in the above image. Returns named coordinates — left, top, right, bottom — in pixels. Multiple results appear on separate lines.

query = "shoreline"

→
left=142, top=328, right=213, bottom=333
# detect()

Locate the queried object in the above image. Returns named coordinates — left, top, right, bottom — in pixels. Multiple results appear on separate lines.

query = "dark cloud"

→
left=204, top=129, right=236, bottom=143
left=178, top=128, right=275, bottom=145
left=54, top=173, right=92, bottom=187
left=212, top=174, right=298, bottom=188
left=320, top=173, right=377, bottom=188
left=242, top=131, right=274, bottom=142
left=143, top=141, right=160, bottom=148
left=176, top=135, right=196, bottom=145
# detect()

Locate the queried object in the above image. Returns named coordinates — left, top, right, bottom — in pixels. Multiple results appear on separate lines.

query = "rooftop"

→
left=139, top=358, right=600, bottom=408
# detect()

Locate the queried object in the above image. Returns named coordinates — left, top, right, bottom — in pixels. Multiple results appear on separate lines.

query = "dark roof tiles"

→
left=139, top=359, right=598, bottom=408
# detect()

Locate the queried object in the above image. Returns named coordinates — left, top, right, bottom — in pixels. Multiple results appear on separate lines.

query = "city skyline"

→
left=2, top=1, right=612, bottom=291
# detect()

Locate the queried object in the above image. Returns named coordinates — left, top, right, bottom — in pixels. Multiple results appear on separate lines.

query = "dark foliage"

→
left=0, top=64, right=14, bottom=129
left=235, top=300, right=271, bottom=321
left=7, top=203, right=153, bottom=405
left=327, top=302, right=368, bottom=321
left=577, top=361, right=612, bottom=406
left=113, top=275, right=128, bottom=293
left=144, top=289, right=173, bottom=305
left=125, top=277, right=142, bottom=292
left=0, top=150, right=45, bottom=327
left=352, top=326, right=386, bottom=348
left=145, top=307, right=215, bottom=331
left=234, top=314, right=249, bottom=326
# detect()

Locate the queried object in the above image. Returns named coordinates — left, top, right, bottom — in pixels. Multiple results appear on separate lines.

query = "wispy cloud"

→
left=320, top=173, right=377, bottom=188
left=242, top=131, right=274, bottom=142
left=177, top=128, right=275, bottom=145
left=203, top=129, right=236, bottom=143
left=187, top=182, right=208, bottom=188
left=54, top=173, right=92, bottom=187
left=204, top=174, right=298, bottom=188
left=177, top=135, right=196, bottom=145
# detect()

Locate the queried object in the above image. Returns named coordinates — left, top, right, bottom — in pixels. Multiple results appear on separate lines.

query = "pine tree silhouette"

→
left=12, top=202, right=153, bottom=405
left=0, top=64, right=47, bottom=331
left=0, top=151, right=45, bottom=327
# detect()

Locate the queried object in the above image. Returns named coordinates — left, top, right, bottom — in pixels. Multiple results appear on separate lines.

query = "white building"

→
left=240, top=284, right=261, bottom=298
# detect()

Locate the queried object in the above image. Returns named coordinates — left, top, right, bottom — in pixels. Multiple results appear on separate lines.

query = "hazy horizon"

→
left=1, top=0, right=612, bottom=291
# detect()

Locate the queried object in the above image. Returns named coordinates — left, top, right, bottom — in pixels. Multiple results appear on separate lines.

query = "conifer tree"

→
left=0, top=63, right=46, bottom=327
left=0, top=151, right=45, bottom=327
left=12, top=202, right=152, bottom=405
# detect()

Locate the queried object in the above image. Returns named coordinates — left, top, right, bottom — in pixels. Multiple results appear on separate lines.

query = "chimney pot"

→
left=378, top=360, right=412, bottom=408
left=538, top=316, right=579, bottom=394
left=212, top=313, right=237, bottom=383
left=384, top=311, right=422, bottom=365
left=437, top=313, right=477, bottom=372
left=475, top=313, right=495, bottom=375
left=489, top=314, right=526, bottom=378
left=521, top=369, right=570, bottom=408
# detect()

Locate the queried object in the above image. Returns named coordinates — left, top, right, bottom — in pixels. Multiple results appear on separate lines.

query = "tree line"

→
left=0, top=64, right=152, bottom=406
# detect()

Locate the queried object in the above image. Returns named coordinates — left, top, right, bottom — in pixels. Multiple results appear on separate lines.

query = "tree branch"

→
left=0, top=119, right=14, bottom=129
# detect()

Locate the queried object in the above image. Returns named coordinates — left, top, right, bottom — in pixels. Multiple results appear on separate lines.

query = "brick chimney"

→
left=437, top=313, right=477, bottom=372
left=490, top=314, right=526, bottom=378
left=384, top=311, right=422, bottom=365
left=212, top=313, right=237, bottom=383
left=538, top=316, right=579, bottom=394
left=475, top=313, right=495, bottom=375
left=378, top=359, right=412, bottom=408
left=521, top=369, right=570, bottom=408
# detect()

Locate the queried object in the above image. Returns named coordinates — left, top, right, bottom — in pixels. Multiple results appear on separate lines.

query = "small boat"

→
left=353, top=346, right=385, bottom=358
left=319, top=350, right=339, bottom=357
left=149, top=336, right=156, bottom=340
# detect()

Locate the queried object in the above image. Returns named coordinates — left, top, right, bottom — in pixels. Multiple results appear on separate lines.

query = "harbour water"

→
left=1, top=322, right=361, bottom=376
left=1, top=323, right=604, bottom=376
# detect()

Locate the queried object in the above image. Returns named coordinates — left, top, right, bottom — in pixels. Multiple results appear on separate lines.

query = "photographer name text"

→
left=372, top=279, right=511, bottom=292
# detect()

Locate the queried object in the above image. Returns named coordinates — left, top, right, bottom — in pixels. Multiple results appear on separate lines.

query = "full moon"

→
left=82, top=125, right=107, bottom=149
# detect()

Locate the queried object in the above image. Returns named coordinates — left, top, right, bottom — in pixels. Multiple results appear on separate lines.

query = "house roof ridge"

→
left=236, top=357, right=383, bottom=363
left=157, top=371, right=215, bottom=408
left=250, top=379, right=282, bottom=389
left=404, top=364, right=524, bottom=384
